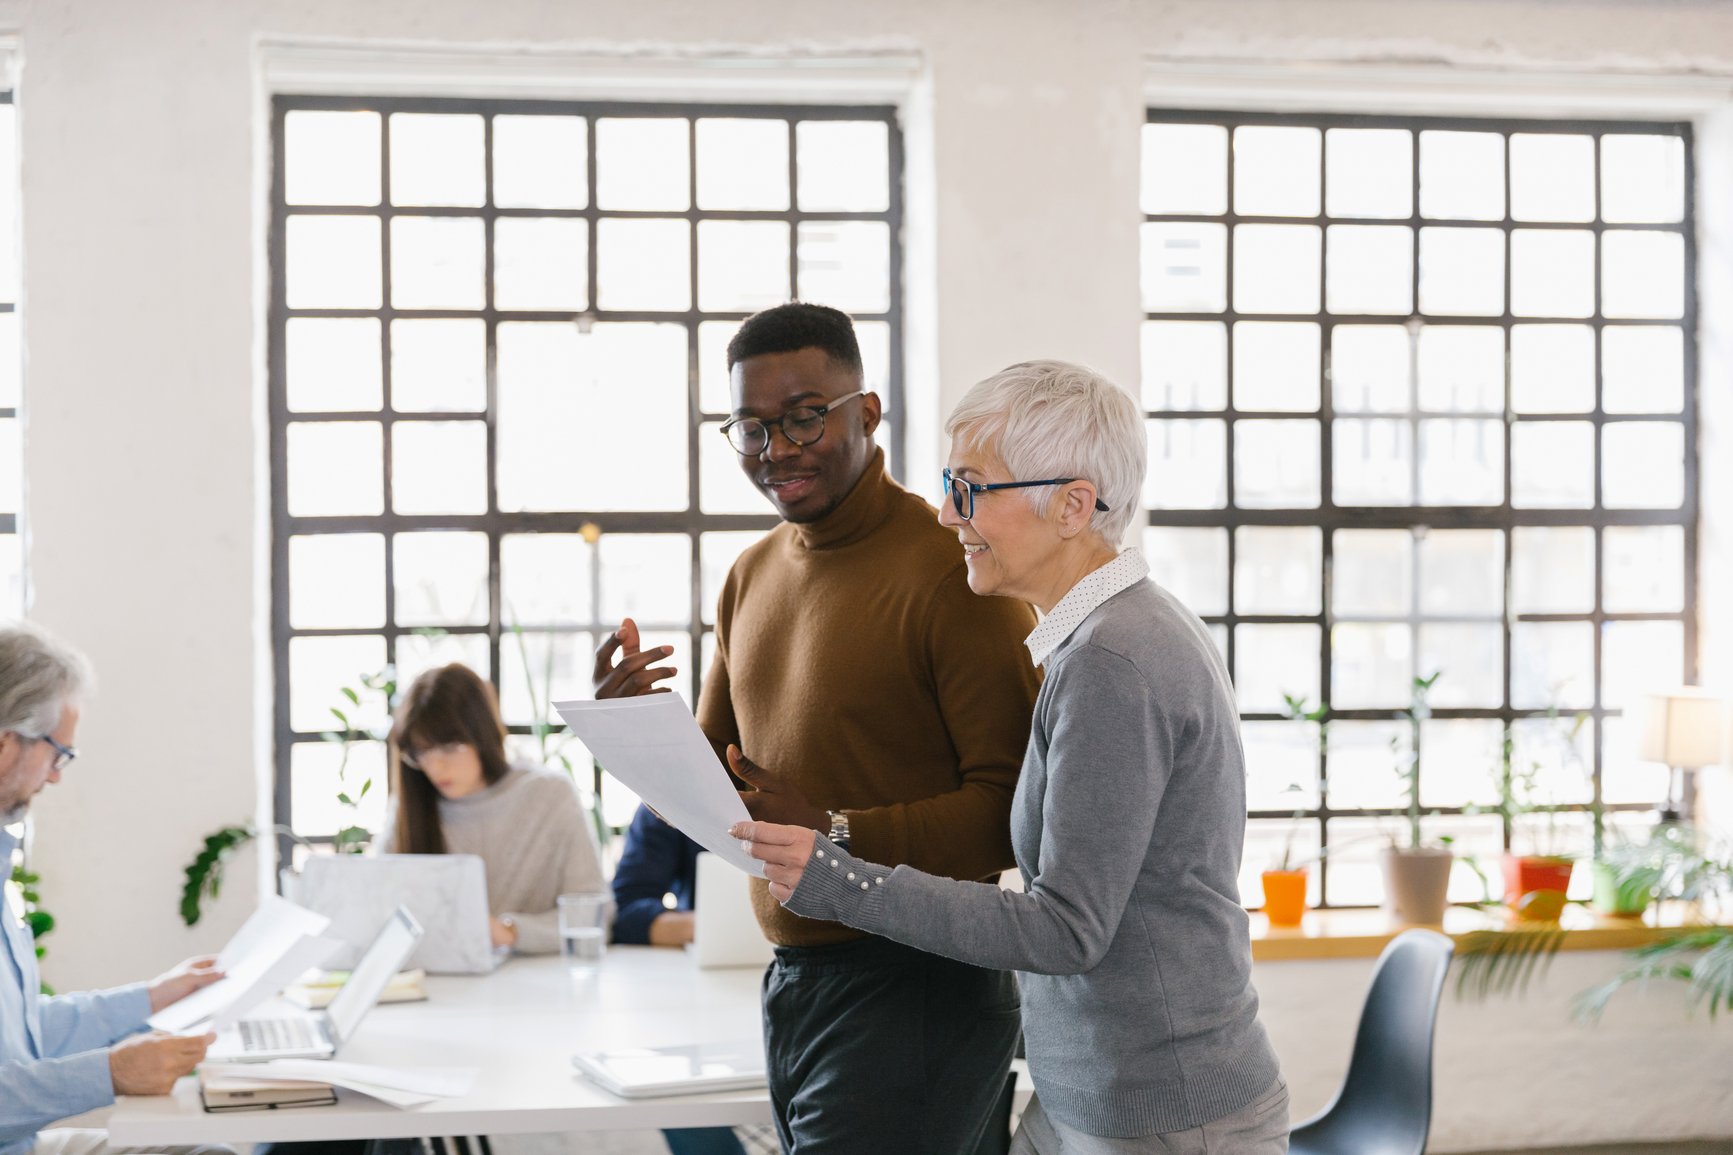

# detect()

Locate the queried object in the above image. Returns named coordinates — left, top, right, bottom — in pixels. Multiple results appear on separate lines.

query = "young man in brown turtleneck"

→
left=594, top=303, right=1040, bottom=1154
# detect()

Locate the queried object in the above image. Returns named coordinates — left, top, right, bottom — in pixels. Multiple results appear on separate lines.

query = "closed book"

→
left=284, top=967, right=427, bottom=1009
left=200, top=1070, right=336, bottom=1112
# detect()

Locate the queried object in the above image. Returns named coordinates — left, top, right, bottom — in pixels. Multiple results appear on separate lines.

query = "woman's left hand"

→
left=730, top=820, right=817, bottom=903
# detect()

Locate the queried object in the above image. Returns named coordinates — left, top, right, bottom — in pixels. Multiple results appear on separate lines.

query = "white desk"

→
left=107, top=948, right=778, bottom=1144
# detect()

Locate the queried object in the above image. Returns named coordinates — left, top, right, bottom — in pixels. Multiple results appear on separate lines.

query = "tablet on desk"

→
left=571, top=1042, right=767, bottom=1098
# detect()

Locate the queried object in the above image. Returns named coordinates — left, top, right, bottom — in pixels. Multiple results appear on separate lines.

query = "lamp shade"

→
left=1638, top=688, right=1731, bottom=770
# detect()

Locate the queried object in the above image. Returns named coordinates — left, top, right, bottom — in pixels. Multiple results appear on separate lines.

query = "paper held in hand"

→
left=552, top=695, right=763, bottom=878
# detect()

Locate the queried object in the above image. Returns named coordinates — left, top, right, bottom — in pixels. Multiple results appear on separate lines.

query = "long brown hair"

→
left=388, top=663, right=512, bottom=855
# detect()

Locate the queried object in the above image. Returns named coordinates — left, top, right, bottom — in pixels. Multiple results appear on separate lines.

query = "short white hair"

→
left=945, top=361, right=1147, bottom=545
left=0, top=624, right=92, bottom=736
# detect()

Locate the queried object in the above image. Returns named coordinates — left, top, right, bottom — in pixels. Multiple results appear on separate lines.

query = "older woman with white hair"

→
left=731, top=361, right=1287, bottom=1154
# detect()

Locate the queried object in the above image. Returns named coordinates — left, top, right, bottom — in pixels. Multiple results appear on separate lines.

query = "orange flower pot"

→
left=1261, top=868, right=1309, bottom=928
left=1502, top=854, right=1575, bottom=911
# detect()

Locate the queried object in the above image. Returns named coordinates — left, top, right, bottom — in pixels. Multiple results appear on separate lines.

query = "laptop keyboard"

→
left=238, top=1017, right=323, bottom=1053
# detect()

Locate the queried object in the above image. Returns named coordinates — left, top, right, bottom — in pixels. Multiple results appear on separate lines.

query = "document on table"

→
left=553, top=696, right=763, bottom=877
left=149, top=896, right=340, bottom=1033
left=200, top=1060, right=477, bottom=1109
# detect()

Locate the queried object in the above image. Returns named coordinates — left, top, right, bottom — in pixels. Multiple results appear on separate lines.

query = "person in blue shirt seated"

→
left=0, top=625, right=230, bottom=1155
left=611, top=804, right=754, bottom=1155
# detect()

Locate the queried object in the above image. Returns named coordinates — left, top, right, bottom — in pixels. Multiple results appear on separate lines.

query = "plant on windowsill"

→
left=1380, top=671, right=1455, bottom=925
left=1496, top=710, right=1589, bottom=922
left=1262, top=695, right=1329, bottom=928
left=508, top=617, right=613, bottom=858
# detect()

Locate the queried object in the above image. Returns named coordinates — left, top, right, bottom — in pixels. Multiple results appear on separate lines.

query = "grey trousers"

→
left=1009, top=1080, right=1289, bottom=1155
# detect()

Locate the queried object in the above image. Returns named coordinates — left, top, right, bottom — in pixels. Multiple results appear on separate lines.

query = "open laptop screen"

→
left=326, top=907, right=422, bottom=1044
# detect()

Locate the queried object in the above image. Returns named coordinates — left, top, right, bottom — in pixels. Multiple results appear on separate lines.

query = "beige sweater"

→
left=376, top=764, right=606, bottom=954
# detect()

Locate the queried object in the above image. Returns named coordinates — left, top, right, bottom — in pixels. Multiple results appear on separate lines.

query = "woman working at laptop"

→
left=378, top=662, right=606, bottom=954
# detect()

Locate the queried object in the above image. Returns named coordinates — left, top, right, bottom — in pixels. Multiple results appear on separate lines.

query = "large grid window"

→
left=0, top=93, right=20, bottom=618
left=1139, top=110, right=1696, bottom=909
left=271, top=95, right=903, bottom=843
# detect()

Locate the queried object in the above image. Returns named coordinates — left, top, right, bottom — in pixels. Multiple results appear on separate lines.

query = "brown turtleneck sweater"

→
left=698, top=450, right=1042, bottom=947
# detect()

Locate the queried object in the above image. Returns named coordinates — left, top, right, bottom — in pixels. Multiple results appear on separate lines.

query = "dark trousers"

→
left=763, top=935, right=1021, bottom=1155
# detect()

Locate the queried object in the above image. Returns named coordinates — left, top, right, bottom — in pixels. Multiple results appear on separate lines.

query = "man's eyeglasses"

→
left=942, top=467, right=1110, bottom=522
left=720, top=391, right=867, bottom=457
left=20, top=732, right=77, bottom=773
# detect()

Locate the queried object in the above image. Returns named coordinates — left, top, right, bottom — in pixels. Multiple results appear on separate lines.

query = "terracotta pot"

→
left=1502, top=854, right=1575, bottom=908
left=1590, top=860, right=1658, bottom=918
left=1261, top=869, right=1309, bottom=928
left=1380, top=846, right=1454, bottom=925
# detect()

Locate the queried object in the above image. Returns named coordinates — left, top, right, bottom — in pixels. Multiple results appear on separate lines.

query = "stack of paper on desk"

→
left=200, top=1060, right=478, bottom=1109
left=554, top=695, right=763, bottom=877
left=150, top=896, right=344, bottom=1033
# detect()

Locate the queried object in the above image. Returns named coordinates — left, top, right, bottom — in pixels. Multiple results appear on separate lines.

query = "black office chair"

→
left=1288, top=928, right=1454, bottom=1155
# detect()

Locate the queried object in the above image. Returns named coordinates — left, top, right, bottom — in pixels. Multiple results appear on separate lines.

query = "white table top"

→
left=106, top=947, right=778, bottom=1144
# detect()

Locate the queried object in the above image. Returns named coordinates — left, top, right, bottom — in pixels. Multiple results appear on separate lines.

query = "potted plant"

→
left=1495, top=713, right=1586, bottom=918
left=1380, top=672, right=1454, bottom=924
left=1261, top=695, right=1329, bottom=928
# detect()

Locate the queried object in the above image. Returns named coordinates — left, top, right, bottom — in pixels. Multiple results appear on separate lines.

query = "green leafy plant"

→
left=8, top=863, right=54, bottom=993
left=1392, top=671, right=1443, bottom=851
left=1272, top=694, right=1328, bottom=872
left=1496, top=709, right=1589, bottom=860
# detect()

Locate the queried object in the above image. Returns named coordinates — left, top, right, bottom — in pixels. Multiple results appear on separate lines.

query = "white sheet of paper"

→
left=149, top=897, right=333, bottom=1032
left=202, top=1060, right=477, bottom=1109
left=206, top=933, right=346, bottom=1032
left=553, top=696, right=763, bottom=878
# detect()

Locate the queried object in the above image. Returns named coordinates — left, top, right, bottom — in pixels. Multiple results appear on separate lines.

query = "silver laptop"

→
left=692, top=852, right=775, bottom=969
left=297, top=854, right=504, bottom=975
left=208, top=906, right=422, bottom=1062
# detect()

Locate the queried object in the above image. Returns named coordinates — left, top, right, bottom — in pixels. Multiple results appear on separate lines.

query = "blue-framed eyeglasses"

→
left=20, top=732, right=77, bottom=773
left=942, top=467, right=1110, bottom=521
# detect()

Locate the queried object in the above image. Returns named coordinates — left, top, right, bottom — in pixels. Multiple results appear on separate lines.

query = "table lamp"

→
left=1639, top=687, right=1731, bottom=824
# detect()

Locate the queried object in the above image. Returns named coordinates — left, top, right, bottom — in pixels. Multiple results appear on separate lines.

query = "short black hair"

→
left=726, top=302, right=863, bottom=374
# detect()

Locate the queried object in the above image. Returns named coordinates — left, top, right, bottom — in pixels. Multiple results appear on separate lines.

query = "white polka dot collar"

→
left=1023, top=548, right=1151, bottom=667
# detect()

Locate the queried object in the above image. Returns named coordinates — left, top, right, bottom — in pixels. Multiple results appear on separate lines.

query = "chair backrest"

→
left=1308, top=928, right=1455, bottom=1154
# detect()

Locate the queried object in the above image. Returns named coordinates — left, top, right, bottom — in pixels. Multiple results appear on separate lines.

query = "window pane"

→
left=796, top=121, right=889, bottom=212
left=1510, top=325, right=1593, bottom=413
left=1145, top=419, right=1226, bottom=510
left=1141, top=321, right=1226, bottom=411
left=1331, top=623, right=1413, bottom=709
left=696, top=119, right=789, bottom=211
left=797, top=222, right=890, bottom=313
left=1601, top=135, right=1685, bottom=224
left=1234, top=527, right=1321, bottom=616
left=1232, top=322, right=1319, bottom=412
left=394, top=531, right=489, bottom=626
left=392, top=421, right=487, bottom=515
left=1511, top=422, right=1595, bottom=509
left=1511, top=230, right=1595, bottom=318
left=1603, top=326, right=1684, bottom=414
left=1512, top=715, right=1595, bottom=808
left=497, top=321, right=688, bottom=512
left=494, top=218, right=588, bottom=311
left=1325, top=722, right=1406, bottom=809
left=1417, top=326, right=1502, bottom=413
left=392, top=319, right=486, bottom=413
left=287, top=318, right=382, bottom=412
left=289, top=636, right=388, bottom=733
left=285, top=111, right=381, bottom=206
left=1419, top=131, right=1504, bottom=221
left=1142, top=123, right=1228, bottom=215
left=1332, top=415, right=1417, bottom=504
left=1509, top=133, right=1595, bottom=222
left=1143, top=527, right=1228, bottom=617
left=1417, top=624, right=1502, bottom=707
left=1332, top=529, right=1412, bottom=618
left=287, top=422, right=382, bottom=516
left=1420, top=719, right=1503, bottom=808
left=1235, top=420, right=1320, bottom=509
left=500, top=631, right=594, bottom=724
left=492, top=115, right=587, bottom=209
left=1234, top=624, right=1320, bottom=713
left=389, top=113, right=485, bottom=207
left=1243, top=820, right=1323, bottom=906
left=1603, top=716, right=1671, bottom=805
left=1604, top=525, right=1685, bottom=613
left=598, top=534, right=692, bottom=626
left=1511, top=527, right=1594, bottom=614
left=1242, top=721, right=1320, bottom=811
left=396, top=633, right=491, bottom=698
left=286, top=216, right=380, bottom=309
left=1234, top=126, right=1320, bottom=217
left=698, top=320, right=742, bottom=414
left=1142, top=223, right=1227, bottom=313
left=1325, top=226, right=1412, bottom=315
left=1418, top=227, right=1503, bottom=316
left=292, top=741, right=388, bottom=839
left=1418, top=529, right=1502, bottom=616
left=596, top=219, right=691, bottom=311
left=1602, top=621, right=1684, bottom=712
left=700, top=423, right=767, bottom=515
left=1325, top=129, right=1412, bottom=219
left=0, top=418, right=16, bottom=516
left=501, top=533, right=595, bottom=628
left=699, top=221, right=791, bottom=312
left=1512, top=622, right=1595, bottom=710
left=0, top=313, right=17, bottom=410
left=596, top=118, right=689, bottom=211
left=289, top=534, right=385, bottom=629
left=1602, top=422, right=1684, bottom=509
left=1330, top=326, right=1409, bottom=414
left=1602, top=231, right=1685, bottom=319
left=1418, top=418, right=1502, bottom=505
left=391, top=216, right=485, bottom=310
left=1233, top=225, right=1321, bottom=315
left=701, top=531, right=764, bottom=625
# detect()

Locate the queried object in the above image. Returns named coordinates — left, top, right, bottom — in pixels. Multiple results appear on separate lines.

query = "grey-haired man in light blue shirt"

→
left=1, top=624, right=228, bottom=1155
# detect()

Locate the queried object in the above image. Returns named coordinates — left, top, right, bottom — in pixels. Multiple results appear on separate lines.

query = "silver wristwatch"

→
left=826, top=810, right=852, bottom=850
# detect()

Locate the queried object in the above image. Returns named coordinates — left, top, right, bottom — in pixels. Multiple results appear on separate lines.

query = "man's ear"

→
left=859, top=390, right=882, bottom=438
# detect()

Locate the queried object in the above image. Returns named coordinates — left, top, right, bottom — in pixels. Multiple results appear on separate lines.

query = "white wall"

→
left=9, top=0, right=1733, bottom=1146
